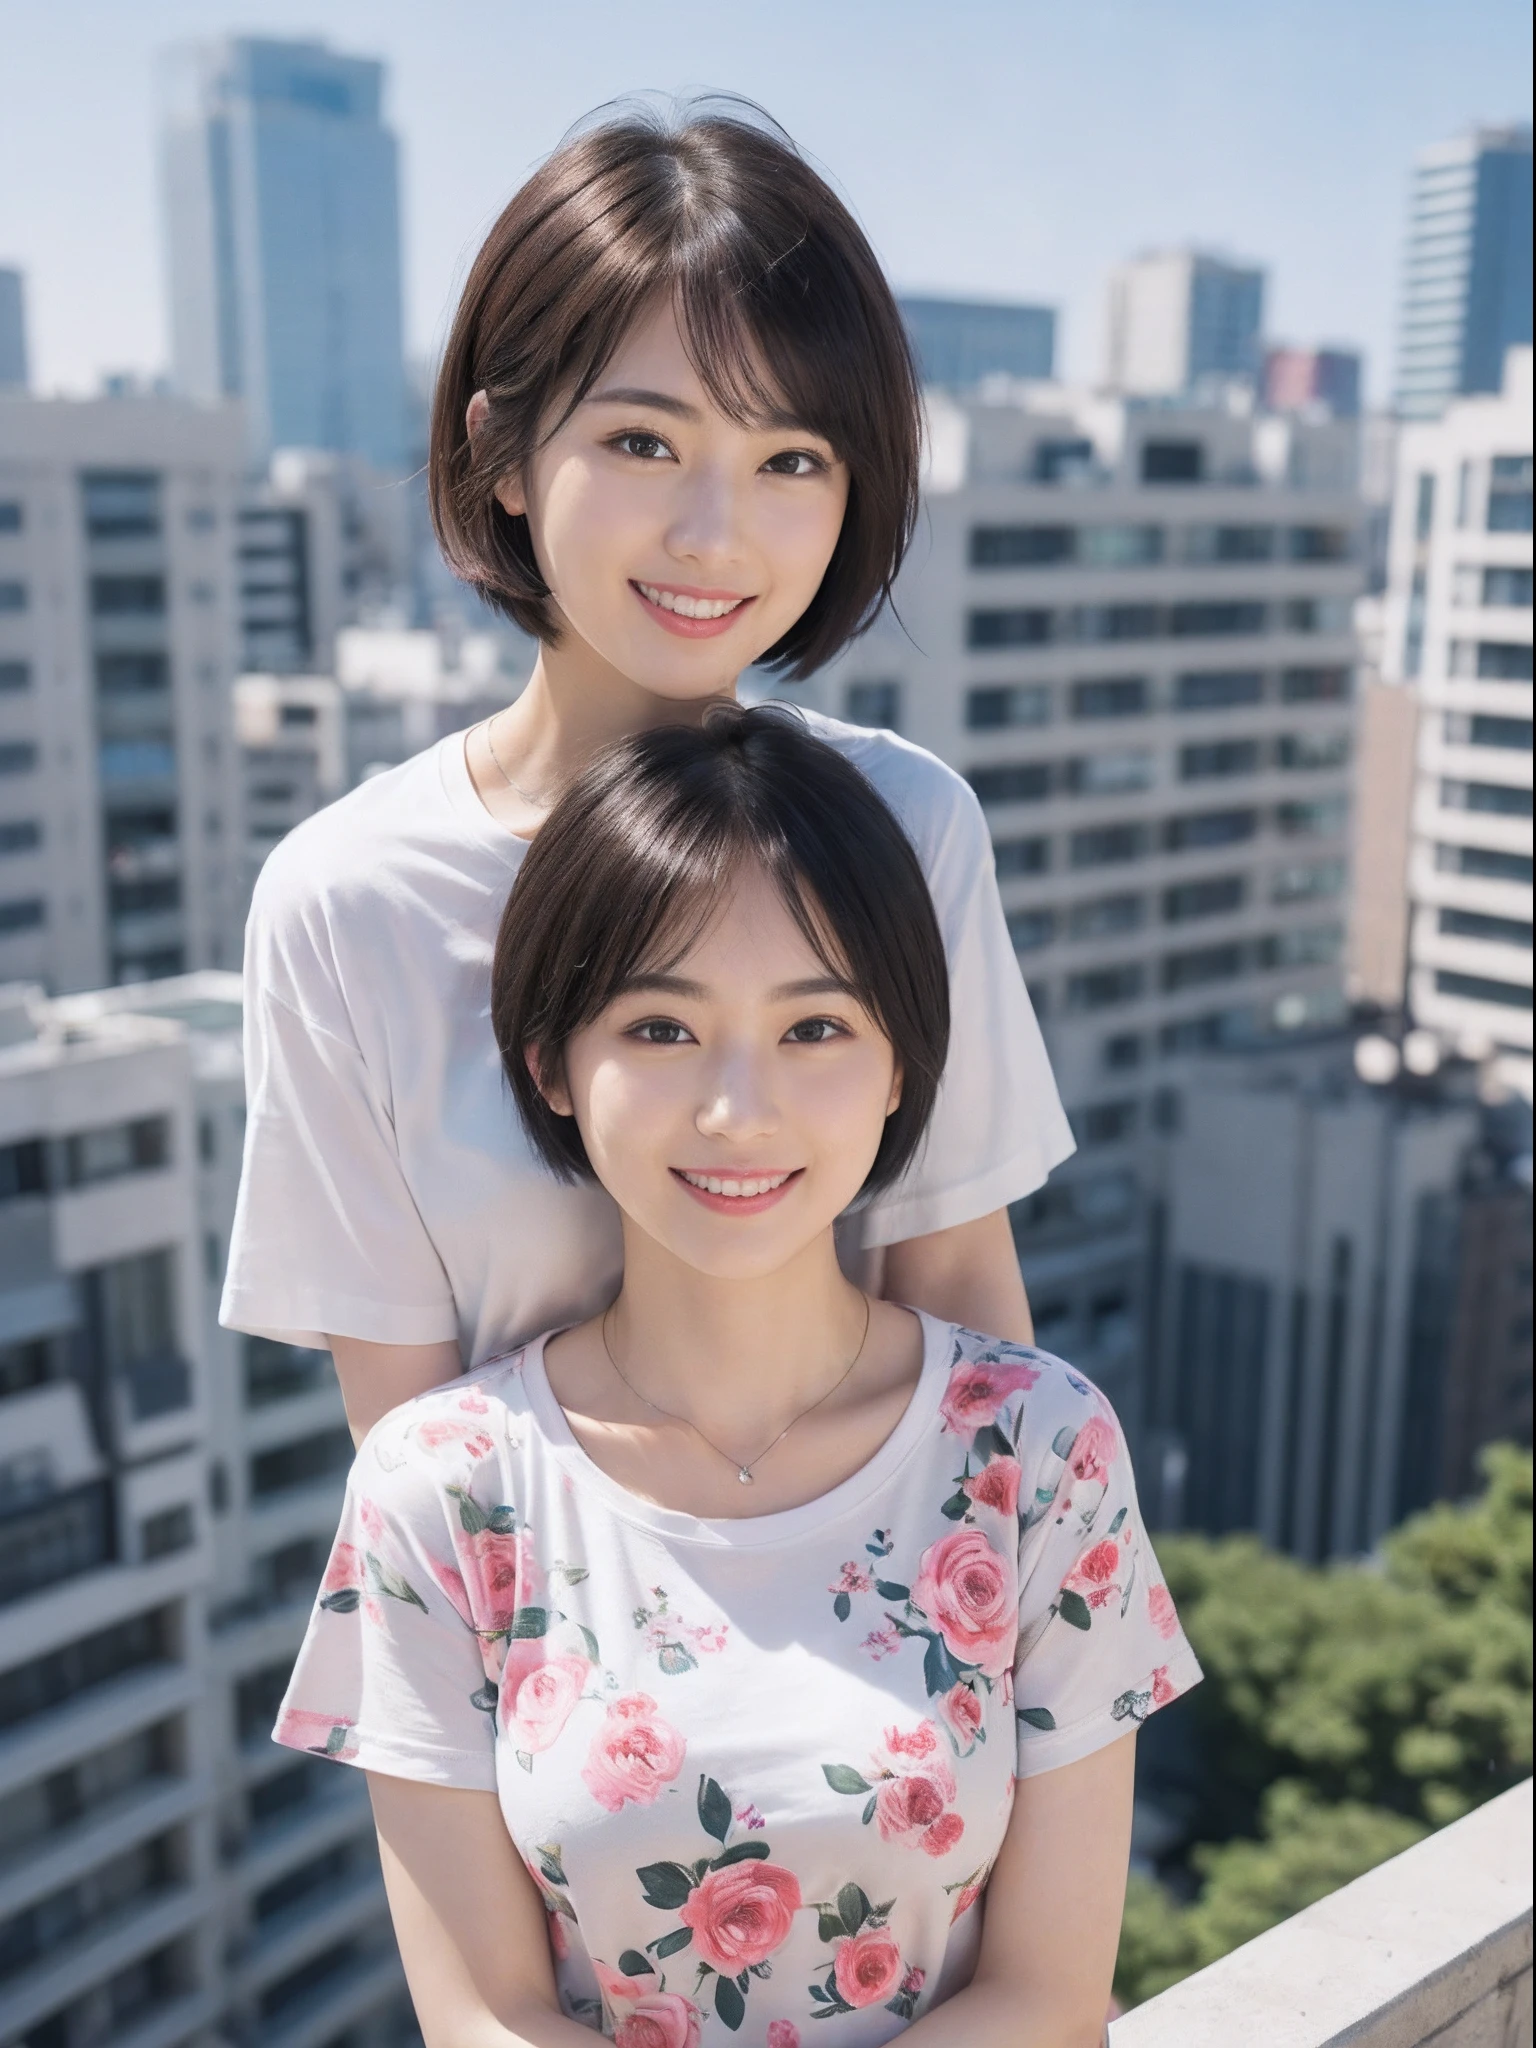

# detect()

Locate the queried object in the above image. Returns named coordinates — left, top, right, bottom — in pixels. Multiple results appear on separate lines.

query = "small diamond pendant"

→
left=737, top=1467, right=754, bottom=1484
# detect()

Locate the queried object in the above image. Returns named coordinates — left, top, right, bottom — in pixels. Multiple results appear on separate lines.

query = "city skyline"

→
left=0, top=0, right=1530, bottom=406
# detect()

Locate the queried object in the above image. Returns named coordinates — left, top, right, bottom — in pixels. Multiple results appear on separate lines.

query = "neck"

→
left=605, top=1221, right=869, bottom=1446
left=489, top=626, right=735, bottom=802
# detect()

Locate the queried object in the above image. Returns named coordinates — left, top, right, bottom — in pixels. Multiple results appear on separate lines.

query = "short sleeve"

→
left=272, top=1426, right=500, bottom=1791
left=1011, top=1386, right=1201, bottom=1777
left=219, top=855, right=459, bottom=1349
left=853, top=754, right=1074, bottom=1247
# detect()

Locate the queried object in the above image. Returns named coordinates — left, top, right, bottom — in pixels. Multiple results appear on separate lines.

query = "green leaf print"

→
left=838, top=1882, right=873, bottom=1936
left=617, top=1950, right=654, bottom=1977
left=862, top=1793, right=878, bottom=1825
left=1052, top=1424, right=1079, bottom=1460
left=1017, top=1706, right=1057, bottom=1731
left=697, top=1775, right=733, bottom=1844
left=453, top=1486, right=489, bottom=1534
left=874, top=1579, right=910, bottom=1601
left=537, top=1845, right=569, bottom=1888
left=364, top=1553, right=427, bottom=1610
left=940, top=1488, right=970, bottom=1520
left=469, top=1682, right=497, bottom=1714
left=974, top=1423, right=1015, bottom=1462
left=508, top=1606, right=549, bottom=1639
left=832, top=1591, right=852, bottom=1622
left=816, top=1910, right=845, bottom=1943
left=649, top=1925, right=695, bottom=1959
left=657, top=1642, right=697, bottom=1675
left=923, top=1632, right=962, bottom=1696
left=822, top=1765, right=872, bottom=1795
left=636, top=1860, right=696, bottom=1910
left=1058, top=1589, right=1093, bottom=1631
left=714, top=1974, right=746, bottom=2030
left=487, top=1505, right=518, bottom=1534
left=711, top=1841, right=770, bottom=1867
left=1108, top=1505, right=1128, bottom=1535
left=320, top=1587, right=361, bottom=1613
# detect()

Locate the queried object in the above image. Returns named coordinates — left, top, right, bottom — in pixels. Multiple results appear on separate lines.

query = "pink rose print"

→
left=901, top=1967, right=926, bottom=1996
left=767, top=2026, right=801, bottom=2048
left=499, top=1642, right=591, bottom=1753
left=833, top=1928, right=905, bottom=2008
left=594, top=1960, right=652, bottom=2006
left=912, top=1527, right=1015, bottom=1677
left=937, top=1682, right=985, bottom=1755
left=446, top=1519, right=542, bottom=1635
left=939, top=1356, right=1040, bottom=1438
left=676, top=1859, right=802, bottom=1972
left=964, top=1455, right=1022, bottom=1517
left=881, top=1719, right=943, bottom=1766
left=581, top=1693, right=686, bottom=1812
left=1069, top=1414, right=1119, bottom=1487
left=457, top=1388, right=489, bottom=1414
left=320, top=1542, right=363, bottom=1598
left=416, top=1415, right=495, bottom=1459
left=831, top=1560, right=874, bottom=1596
left=614, top=1996, right=704, bottom=2048
left=946, top=1864, right=990, bottom=1922
left=357, top=1496, right=386, bottom=1543
left=1148, top=1581, right=1179, bottom=1640
left=875, top=1773, right=964, bottom=1856
left=1066, top=1537, right=1123, bottom=1609
left=1151, top=1665, right=1178, bottom=1706
left=546, top=1908, right=569, bottom=1959
left=735, top=1803, right=766, bottom=1831
left=274, top=1707, right=358, bottom=1760
left=860, top=1624, right=901, bottom=1661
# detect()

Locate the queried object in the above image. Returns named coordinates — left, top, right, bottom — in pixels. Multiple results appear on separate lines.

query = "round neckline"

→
left=438, top=724, right=535, bottom=872
left=516, top=1310, right=954, bottom=1548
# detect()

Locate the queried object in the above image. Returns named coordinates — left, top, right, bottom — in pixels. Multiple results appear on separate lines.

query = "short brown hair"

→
left=430, top=103, right=921, bottom=679
left=493, top=705, right=950, bottom=1191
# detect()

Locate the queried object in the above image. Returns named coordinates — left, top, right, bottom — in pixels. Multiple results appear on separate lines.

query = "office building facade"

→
left=1105, top=251, right=1266, bottom=398
left=1381, top=347, right=1533, bottom=1099
left=1263, top=346, right=1363, bottom=419
left=160, top=37, right=408, bottom=470
left=789, top=384, right=1363, bottom=1418
left=0, top=395, right=247, bottom=994
left=898, top=296, right=1056, bottom=390
left=0, top=270, right=27, bottom=391
left=1394, top=126, right=1533, bottom=421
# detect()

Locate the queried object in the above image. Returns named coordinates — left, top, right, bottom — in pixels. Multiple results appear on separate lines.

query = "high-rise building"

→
left=0, top=268, right=27, bottom=390
left=0, top=972, right=419, bottom=2047
left=160, top=37, right=408, bottom=470
left=1394, top=125, right=1533, bottom=421
left=1263, top=346, right=1363, bottom=419
left=784, top=382, right=1363, bottom=1419
left=898, top=296, right=1056, bottom=389
left=0, top=394, right=247, bottom=993
left=1382, top=346, right=1533, bottom=1099
left=1105, top=250, right=1266, bottom=398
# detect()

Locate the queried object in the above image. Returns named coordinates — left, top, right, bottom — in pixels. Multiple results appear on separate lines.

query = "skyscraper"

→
left=898, top=296, right=1056, bottom=389
left=160, top=37, right=407, bottom=470
left=1105, top=251, right=1266, bottom=398
left=1394, top=126, right=1533, bottom=421
left=0, top=267, right=27, bottom=389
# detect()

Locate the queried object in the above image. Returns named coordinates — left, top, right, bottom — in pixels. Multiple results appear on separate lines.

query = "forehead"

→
left=579, top=296, right=816, bottom=439
left=637, top=864, right=849, bottom=987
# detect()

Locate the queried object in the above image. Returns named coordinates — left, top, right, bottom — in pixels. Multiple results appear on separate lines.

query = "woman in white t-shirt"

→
left=274, top=708, right=1198, bottom=2045
left=222, top=104, right=1074, bottom=1437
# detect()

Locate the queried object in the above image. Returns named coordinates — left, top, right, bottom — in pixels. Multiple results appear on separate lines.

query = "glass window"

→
left=1282, top=598, right=1353, bottom=634
left=1067, top=965, right=1146, bottom=1010
left=1079, top=1101, right=1139, bottom=1146
left=0, top=582, right=26, bottom=614
left=99, top=739, right=176, bottom=784
left=0, top=662, right=29, bottom=693
left=65, top=1117, right=170, bottom=1187
left=1271, top=861, right=1346, bottom=902
left=1275, top=797, right=1350, bottom=836
left=965, top=683, right=1050, bottom=729
left=1072, top=677, right=1148, bottom=719
left=969, top=526, right=1075, bottom=567
left=1006, top=908, right=1057, bottom=953
left=90, top=576, right=165, bottom=617
left=1176, top=670, right=1265, bottom=710
left=967, top=762, right=1051, bottom=806
left=1443, top=712, right=1533, bottom=751
left=0, top=504, right=21, bottom=533
left=1067, top=750, right=1153, bottom=795
left=1439, top=780, right=1533, bottom=819
left=81, top=471, right=161, bottom=539
left=1281, top=666, right=1351, bottom=703
left=1071, top=823, right=1149, bottom=867
left=1164, top=808, right=1259, bottom=851
left=1170, top=601, right=1267, bottom=638
left=1436, top=843, right=1534, bottom=884
left=1180, top=740, right=1261, bottom=780
left=1032, top=438, right=1094, bottom=482
left=1434, top=969, right=1533, bottom=1008
left=1482, top=567, right=1532, bottom=607
left=1076, top=604, right=1161, bottom=643
left=1102, top=1033, right=1143, bottom=1070
left=1184, top=525, right=1273, bottom=563
left=1487, top=456, right=1533, bottom=533
left=97, top=653, right=169, bottom=694
left=994, top=835, right=1050, bottom=876
left=1475, top=642, right=1534, bottom=681
left=844, top=681, right=900, bottom=730
left=1256, top=925, right=1343, bottom=969
left=0, top=898, right=44, bottom=934
left=0, top=743, right=38, bottom=775
left=967, top=609, right=1053, bottom=649
left=1142, top=441, right=1203, bottom=484
left=1286, top=526, right=1351, bottom=561
left=1162, top=942, right=1246, bottom=991
left=1164, top=876, right=1245, bottom=921
left=1069, top=893, right=1145, bottom=938
left=1414, top=473, right=1436, bottom=539
left=1438, top=908, right=1532, bottom=949
left=1275, top=731, right=1351, bottom=770
left=1082, top=525, right=1162, bottom=567
left=0, top=822, right=41, bottom=857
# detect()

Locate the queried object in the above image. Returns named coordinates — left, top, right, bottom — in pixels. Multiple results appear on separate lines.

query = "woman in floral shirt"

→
left=275, top=710, right=1199, bottom=2046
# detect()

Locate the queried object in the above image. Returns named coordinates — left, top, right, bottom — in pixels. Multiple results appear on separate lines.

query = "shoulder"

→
left=937, top=1325, right=1119, bottom=1468
left=354, top=1350, right=536, bottom=1521
left=797, top=709, right=988, bottom=869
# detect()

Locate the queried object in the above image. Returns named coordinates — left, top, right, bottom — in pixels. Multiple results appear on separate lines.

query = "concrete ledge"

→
left=1111, top=1780, right=1533, bottom=2048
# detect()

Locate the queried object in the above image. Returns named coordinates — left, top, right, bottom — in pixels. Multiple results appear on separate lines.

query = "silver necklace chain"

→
left=599, top=1295, right=874, bottom=1485
left=481, top=711, right=556, bottom=811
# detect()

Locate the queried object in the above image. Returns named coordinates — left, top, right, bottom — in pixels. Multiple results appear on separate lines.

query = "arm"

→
left=366, top=1773, right=598, bottom=2048
left=329, top=1336, right=464, bottom=1447
left=883, top=1207, right=1034, bottom=1345
left=902, top=1734, right=1136, bottom=2048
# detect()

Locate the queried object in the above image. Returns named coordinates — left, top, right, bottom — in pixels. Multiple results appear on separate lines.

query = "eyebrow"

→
left=586, top=384, right=823, bottom=440
left=617, top=972, right=860, bottom=1003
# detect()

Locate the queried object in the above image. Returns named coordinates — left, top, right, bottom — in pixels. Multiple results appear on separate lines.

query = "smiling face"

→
left=492, top=299, right=851, bottom=701
left=542, top=864, right=901, bottom=1280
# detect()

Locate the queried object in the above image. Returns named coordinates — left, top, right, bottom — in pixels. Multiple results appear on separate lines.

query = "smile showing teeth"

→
left=679, top=1170, right=793, bottom=1198
left=637, top=583, right=746, bottom=620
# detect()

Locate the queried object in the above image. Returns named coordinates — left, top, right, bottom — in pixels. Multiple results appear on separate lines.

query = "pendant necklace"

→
left=600, top=1295, right=873, bottom=1485
left=482, top=712, right=556, bottom=811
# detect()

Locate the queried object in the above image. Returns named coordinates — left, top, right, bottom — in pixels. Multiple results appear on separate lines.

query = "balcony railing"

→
left=1110, top=1779, right=1532, bottom=2048
left=0, top=1478, right=114, bottom=1607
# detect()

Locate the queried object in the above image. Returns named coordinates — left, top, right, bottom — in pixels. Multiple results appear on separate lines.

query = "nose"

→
left=693, top=1043, right=780, bottom=1145
left=664, top=458, right=744, bottom=572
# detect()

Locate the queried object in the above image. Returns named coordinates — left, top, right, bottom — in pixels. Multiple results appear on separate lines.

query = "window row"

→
left=1435, top=841, right=1534, bottom=884
left=1451, top=565, right=1533, bottom=609
left=1438, top=779, right=1534, bottom=820
left=1443, top=711, right=1533, bottom=752
left=1433, top=968, right=1533, bottom=1011
left=966, top=597, right=1353, bottom=650
left=1447, top=640, right=1534, bottom=682
left=993, top=807, right=1347, bottom=880
left=1000, top=862, right=1343, bottom=937
left=1435, top=906, right=1533, bottom=950
left=0, top=1119, right=173, bottom=1202
left=961, top=665, right=1350, bottom=728
left=1030, top=924, right=1343, bottom=1009
left=970, top=521, right=1352, bottom=570
left=968, top=737, right=1350, bottom=807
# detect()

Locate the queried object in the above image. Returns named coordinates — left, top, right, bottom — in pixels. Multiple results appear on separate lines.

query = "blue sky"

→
left=1, top=0, right=1530, bottom=403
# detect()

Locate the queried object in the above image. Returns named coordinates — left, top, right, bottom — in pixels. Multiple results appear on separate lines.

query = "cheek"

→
left=756, top=489, right=847, bottom=598
left=533, top=458, right=639, bottom=594
left=575, top=1058, right=686, bottom=1172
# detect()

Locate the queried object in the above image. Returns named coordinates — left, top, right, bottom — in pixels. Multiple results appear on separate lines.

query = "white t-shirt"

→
left=222, top=715, right=1073, bottom=1365
left=274, top=1320, right=1199, bottom=2041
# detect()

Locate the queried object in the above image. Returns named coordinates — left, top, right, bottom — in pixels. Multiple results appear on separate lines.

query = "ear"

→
left=525, top=1046, right=573, bottom=1118
left=886, top=1061, right=903, bottom=1118
left=467, top=390, right=529, bottom=518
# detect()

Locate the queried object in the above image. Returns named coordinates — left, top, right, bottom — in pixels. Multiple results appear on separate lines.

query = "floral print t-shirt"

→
left=274, top=1316, right=1200, bottom=2044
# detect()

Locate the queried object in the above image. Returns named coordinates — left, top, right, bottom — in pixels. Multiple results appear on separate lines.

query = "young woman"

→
left=274, top=709, right=1199, bottom=2047
left=220, top=104, right=1073, bottom=1441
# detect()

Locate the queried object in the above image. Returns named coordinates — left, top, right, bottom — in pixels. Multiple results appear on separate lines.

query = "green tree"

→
left=1115, top=1449, right=1533, bottom=2011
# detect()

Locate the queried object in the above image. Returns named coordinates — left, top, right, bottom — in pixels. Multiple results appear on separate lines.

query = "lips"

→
left=631, top=581, right=756, bottom=640
left=671, top=1167, right=803, bottom=1215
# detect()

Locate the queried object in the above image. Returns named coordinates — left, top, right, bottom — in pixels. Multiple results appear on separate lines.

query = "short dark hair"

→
left=493, top=706, right=950, bottom=1192
left=430, top=102, right=921, bottom=679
